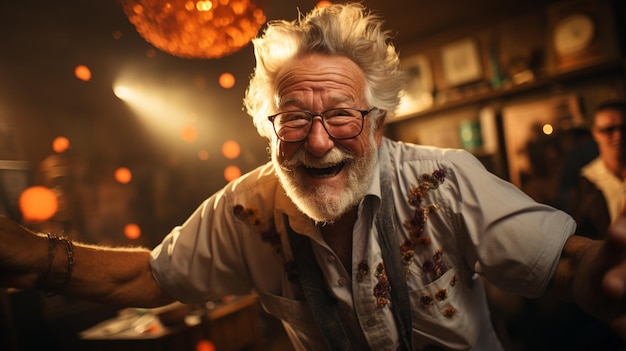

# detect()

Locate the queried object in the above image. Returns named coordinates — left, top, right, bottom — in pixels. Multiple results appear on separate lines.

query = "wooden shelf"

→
left=387, top=58, right=624, bottom=124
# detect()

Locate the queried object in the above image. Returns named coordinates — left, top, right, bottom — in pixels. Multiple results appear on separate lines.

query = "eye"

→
left=324, top=108, right=355, bottom=118
left=279, top=111, right=310, bottom=122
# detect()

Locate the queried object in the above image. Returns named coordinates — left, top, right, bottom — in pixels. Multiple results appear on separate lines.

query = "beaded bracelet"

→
left=42, top=233, right=58, bottom=283
left=42, top=234, right=75, bottom=297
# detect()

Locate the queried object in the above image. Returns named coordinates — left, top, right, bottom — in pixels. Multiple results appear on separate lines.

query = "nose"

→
left=304, top=117, right=334, bottom=157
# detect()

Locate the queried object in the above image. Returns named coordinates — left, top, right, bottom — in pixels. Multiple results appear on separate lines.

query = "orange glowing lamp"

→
left=120, top=0, right=266, bottom=59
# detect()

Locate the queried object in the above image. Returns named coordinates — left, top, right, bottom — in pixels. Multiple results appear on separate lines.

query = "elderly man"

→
left=1, top=4, right=626, bottom=350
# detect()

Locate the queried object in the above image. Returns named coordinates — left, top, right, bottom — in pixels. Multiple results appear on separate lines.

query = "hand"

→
left=602, top=216, right=626, bottom=339
left=0, top=215, right=47, bottom=288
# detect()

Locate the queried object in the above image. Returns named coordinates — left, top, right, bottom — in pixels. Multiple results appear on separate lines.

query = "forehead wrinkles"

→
left=275, top=56, right=366, bottom=107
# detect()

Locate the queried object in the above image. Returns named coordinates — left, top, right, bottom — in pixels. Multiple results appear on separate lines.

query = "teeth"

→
left=303, top=163, right=343, bottom=177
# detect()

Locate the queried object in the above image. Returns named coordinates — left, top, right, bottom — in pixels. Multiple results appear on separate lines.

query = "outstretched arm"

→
left=0, top=215, right=174, bottom=308
left=549, top=216, right=626, bottom=340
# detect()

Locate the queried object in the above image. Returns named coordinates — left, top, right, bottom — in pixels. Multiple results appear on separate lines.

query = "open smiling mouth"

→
left=302, top=162, right=345, bottom=178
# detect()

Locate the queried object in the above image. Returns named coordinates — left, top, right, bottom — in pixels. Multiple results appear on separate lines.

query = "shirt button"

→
left=337, top=277, right=347, bottom=286
left=327, top=255, right=336, bottom=262
left=366, top=319, right=376, bottom=327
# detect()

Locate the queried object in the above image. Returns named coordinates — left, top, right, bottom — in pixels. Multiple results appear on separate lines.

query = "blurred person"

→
left=569, top=100, right=626, bottom=239
left=2, top=4, right=626, bottom=350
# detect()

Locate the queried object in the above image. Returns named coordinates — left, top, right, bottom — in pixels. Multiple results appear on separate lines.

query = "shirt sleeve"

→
left=444, top=149, right=576, bottom=298
left=149, top=192, right=253, bottom=305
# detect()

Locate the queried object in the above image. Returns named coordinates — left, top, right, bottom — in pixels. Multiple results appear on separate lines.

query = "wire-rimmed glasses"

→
left=267, top=107, right=376, bottom=142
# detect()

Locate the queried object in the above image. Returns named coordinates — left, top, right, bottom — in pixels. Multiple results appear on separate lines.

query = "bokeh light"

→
left=196, top=339, right=215, bottom=351
left=542, top=123, right=554, bottom=135
left=52, top=136, right=70, bottom=153
left=181, top=126, right=198, bottom=142
left=115, top=167, right=133, bottom=184
left=221, top=140, right=240, bottom=159
left=74, top=65, right=92, bottom=81
left=316, top=1, right=333, bottom=8
left=198, top=150, right=209, bottom=161
left=124, top=223, right=142, bottom=239
left=224, top=165, right=241, bottom=181
left=218, top=72, right=235, bottom=89
left=19, top=186, right=58, bottom=222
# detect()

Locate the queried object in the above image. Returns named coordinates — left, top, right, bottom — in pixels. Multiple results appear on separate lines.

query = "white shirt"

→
left=150, top=137, right=575, bottom=350
left=581, top=157, right=626, bottom=223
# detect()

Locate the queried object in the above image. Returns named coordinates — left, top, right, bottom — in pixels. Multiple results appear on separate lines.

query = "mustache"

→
left=281, top=147, right=355, bottom=169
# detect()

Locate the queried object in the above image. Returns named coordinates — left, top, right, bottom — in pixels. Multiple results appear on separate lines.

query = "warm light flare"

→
left=124, top=223, right=142, bottom=239
left=542, top=123, right=554, bottom=135
left=181, top=126, right=198, bottom=142
left=196, top=0, right=213, bottom=11
left=114, top=85, right=135, bottom=100
left=221, top=140, right=240, bottom=159
left=19, top=186, right=58, bottom=222
left=198, top=150, right=210, bottom=160
left=316, top=1, right=332, bottom=8
left=196, top=339, right=215, bottom=351
left=52, top=136, right=70, bottom=153
left=75, top=65, right=92, bottom=81
left=115, top=167, right=133, bottom=184
left=219, top=72, right=235, bottom=89
left=224, top=165, right=241, bottom=181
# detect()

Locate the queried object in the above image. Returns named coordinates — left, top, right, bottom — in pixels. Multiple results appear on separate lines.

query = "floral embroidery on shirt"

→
left=401, top=169, right=445, bottom=279
left=449, top=274, right=457, bottom=287
left=357, top=260, right=369, bottom=283
left=420, top=295, right=434, bottom=307
left=373, top=262, right=391, bottom=307
left=435, top=288, right=448, bottom=301
left=233, top=204, right=297, bottom=282
left=443, top=306, right=457, bottom=318
left=423, top=248, right=448, bottom=282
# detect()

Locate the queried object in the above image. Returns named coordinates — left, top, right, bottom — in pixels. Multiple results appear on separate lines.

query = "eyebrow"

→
left=276, top=96, right=357, bottom=111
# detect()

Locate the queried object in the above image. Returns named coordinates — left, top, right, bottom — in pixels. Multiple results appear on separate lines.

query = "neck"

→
left=319, top=206, right=358, bottom=274
left=603, top=157, right=626, bottom=180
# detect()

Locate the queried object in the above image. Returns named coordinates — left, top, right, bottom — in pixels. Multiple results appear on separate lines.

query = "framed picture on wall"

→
left=396, top=53, right=434, bottom=117
left=501, top=95, right=584, bottom=205
left=440, top=38, right=484, bottom=87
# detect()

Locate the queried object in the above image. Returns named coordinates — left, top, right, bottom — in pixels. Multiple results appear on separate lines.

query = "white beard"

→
left=273, top=135, right=379, bottom=224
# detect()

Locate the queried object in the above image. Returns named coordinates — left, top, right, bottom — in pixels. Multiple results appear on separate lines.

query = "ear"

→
left=373, top=110, right=387, bottom=147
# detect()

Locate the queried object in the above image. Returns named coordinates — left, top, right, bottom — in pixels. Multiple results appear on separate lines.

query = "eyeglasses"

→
left=595, top=124, right=626, bottom=135
left=268, top=107, right=376, bottom=142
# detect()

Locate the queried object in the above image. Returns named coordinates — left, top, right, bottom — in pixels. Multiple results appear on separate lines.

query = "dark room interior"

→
left=1, top=0, right=625, bottom=350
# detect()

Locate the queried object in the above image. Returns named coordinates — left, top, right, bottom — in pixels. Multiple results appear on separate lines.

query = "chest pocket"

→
left=257, top=291, right=328, bottom=350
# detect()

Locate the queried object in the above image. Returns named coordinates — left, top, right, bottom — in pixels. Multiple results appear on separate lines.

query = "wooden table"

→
left=80, top=295, right=263, bottom=351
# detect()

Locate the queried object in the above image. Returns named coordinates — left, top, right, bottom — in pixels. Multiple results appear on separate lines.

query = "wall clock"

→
left=553, top=13, right=596, bottom=58
left=545, top=0, right=620, bottom=74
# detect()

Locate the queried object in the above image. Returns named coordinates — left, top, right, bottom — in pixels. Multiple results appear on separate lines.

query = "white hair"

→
left=243, top=3, right=406, bottom=139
